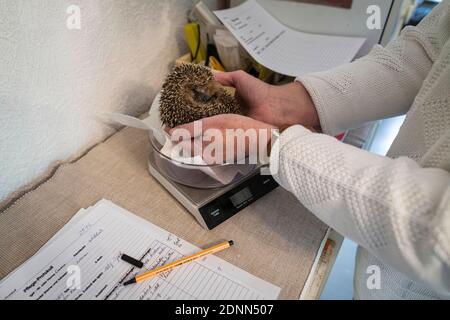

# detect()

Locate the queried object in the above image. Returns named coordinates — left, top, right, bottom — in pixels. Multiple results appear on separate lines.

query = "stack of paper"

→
left=0, top=200, right=280, bottom=300
left=214, top=0, right=366, bottom=76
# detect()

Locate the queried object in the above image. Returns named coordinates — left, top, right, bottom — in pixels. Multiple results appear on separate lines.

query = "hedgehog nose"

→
left=193, top=88, right=213, bottom=103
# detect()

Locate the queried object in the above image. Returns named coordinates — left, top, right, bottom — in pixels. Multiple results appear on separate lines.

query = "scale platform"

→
left=148, top=149, right=279, bottom=230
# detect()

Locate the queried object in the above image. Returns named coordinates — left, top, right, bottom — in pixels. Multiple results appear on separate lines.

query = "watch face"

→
left=273, top=128, right=283, bottom=139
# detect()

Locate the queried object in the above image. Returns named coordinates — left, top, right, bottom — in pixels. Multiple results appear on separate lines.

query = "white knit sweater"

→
left=270, top=1, right=450, bottom=300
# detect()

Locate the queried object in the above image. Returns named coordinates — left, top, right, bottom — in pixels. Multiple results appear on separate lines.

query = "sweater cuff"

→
left=269, top=125, right=313, bottom=192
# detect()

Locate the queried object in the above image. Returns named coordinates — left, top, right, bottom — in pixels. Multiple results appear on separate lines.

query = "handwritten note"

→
left=0, top=200, right=280, bottom=300
left=214, top=0, right=366, bottom=76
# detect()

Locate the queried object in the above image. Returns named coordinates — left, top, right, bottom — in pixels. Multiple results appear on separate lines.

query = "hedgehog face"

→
left=159, top=64, right=241, bottom=128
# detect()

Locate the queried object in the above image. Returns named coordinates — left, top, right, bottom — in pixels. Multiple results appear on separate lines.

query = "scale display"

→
left=229, top=188, right=253, bottom=208
left=199, top=174, right=279, bottom=230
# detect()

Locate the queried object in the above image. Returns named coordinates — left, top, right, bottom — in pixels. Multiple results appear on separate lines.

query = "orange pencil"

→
left=124, top=240, right=234, bottom=286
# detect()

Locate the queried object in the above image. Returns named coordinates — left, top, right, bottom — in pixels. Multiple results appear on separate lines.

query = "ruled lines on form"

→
left=105, top=240, right=262, bottom=300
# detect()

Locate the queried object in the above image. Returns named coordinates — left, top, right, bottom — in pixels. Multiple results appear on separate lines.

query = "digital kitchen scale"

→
left=148, top=149, right=279, bottom=230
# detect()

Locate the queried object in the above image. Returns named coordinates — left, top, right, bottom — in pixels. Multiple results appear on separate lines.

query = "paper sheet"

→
left=214, top=0, right=366, bottom=76
left=0, top=200, right=280, bottom=300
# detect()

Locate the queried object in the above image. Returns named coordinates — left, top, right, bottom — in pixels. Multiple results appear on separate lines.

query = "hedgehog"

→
left=159, top=64, right=241, bottom=128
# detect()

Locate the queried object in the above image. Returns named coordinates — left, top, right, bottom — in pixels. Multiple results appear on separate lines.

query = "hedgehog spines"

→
left=159, top=64, right=241, bottom=128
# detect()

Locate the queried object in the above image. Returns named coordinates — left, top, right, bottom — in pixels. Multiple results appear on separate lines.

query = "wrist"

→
left=269, top=82, right=319, bottom=128
left=291, top=81, right=320, bottom=127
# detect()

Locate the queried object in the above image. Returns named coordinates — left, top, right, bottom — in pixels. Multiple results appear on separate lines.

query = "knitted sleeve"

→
left=296, top=1, right=449, bottom=136
left=270, top=125, right=450, bottom=296
left=271, top=3, right=450, bottom=295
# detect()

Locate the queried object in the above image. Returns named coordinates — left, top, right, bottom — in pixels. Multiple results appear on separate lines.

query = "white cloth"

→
left=270, top=1, right=450, bottom=300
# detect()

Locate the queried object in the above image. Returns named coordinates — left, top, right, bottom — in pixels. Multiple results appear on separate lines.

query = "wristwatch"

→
left=267, top=124, right=291, bottom=158
left=267, top=125, right=319, bottom=158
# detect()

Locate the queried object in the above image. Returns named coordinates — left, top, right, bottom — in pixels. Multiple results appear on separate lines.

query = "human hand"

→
left=215, top=71, right=320, bottom=128
left=169, top=114, right=276, bottom=165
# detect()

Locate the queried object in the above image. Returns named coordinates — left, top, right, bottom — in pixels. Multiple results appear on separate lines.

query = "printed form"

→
left=214, top=0, right=366, bottom=76
left=0, top=200, right=280, bottom=300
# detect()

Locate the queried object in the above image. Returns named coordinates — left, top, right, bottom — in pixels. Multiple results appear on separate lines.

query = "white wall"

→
left=0, top=0, right=193, bottom=204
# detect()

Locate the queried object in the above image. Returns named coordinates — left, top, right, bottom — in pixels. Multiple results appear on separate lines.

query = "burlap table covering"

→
left=0, top=127, right=328, bottom=300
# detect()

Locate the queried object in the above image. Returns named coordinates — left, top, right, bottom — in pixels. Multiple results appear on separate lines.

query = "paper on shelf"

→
left=214, top=0, right=366, bottom=76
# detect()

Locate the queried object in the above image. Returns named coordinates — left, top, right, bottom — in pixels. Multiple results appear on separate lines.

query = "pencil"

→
left=123, top=240, right=234, bottom=286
